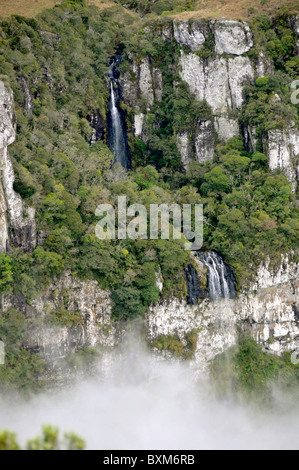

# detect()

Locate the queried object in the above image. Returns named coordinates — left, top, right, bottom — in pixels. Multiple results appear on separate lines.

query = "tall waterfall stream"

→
left=108, top=57, right=131, bottom=170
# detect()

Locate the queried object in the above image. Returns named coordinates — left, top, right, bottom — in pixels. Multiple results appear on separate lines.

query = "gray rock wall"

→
left=121, top=18, right=298, bottom=188
left=146, top=255, right=299, bottom=372
left=0, top=81, right=36, bottom=252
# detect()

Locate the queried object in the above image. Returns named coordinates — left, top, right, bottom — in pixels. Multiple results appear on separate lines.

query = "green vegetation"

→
left=0, top=4, right=192, bottom=320
left=242, top=75, right=298, bottom=134
left=251, top=9, right=298, bottom=71
left=152, top=328, right=200, bottom=360
left=45, top=308, right=84, bottom=327
left=0, top=308, right=46, bottom=393
left=0, top=1, right=298, bottom=390
left=0, top=426, right=85, bottom=450
left=210, top=333, right=299, bottom=404
left=159, top=136, right=298, bottom=286
left=0, top=254, right=13, bottom=295
left=120, top=12, right=299, bottom=286
left=1, top=1, right=297, bottom=303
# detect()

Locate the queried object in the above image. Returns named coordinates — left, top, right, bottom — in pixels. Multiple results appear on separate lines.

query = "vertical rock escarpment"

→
left=244, top=123, right=299, bottom=191
left=289, top=15, right=299, bottom=53
left=194, top=120, right=215, bottom=163
left=178, top=52, right=254, bottom=114
left=120, top=19, right=257, bottom=168
left=266, top=126, right=299, bottom=192
left=0, top=81, right=36, bottom=252
left=147, top=255, right=299, bottom=372
left=120, top=18, right=298, bottom=188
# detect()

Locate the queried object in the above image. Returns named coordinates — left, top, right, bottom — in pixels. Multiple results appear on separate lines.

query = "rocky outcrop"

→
left=265, top=126, right=299, bottom=191
left=173, top=20, right=208, bottom=52
left=250, top=254, right=299, bottom=291
left=146, top=255, right=299, bottom=372
left=243, top=121, right=299, bottom=191
left=177, top=117, right=237, bottom=167
left=194, top=120, right=215, bottom=163
left=17, top=77, right=34, bottom=114
left=1, top=254, right=298, bottom=379
left=0, top=81, right=36, bottom=252
left=168, top=19, right=253, bottom=56
left=152, top=67, right=163, bottom=102
left=119, top=59, right=162, bottom=111
left=134, top=113, right=145, bottom=138
left=214, top=116, right=239, bottom=143
left=176, top=131, right=192, bottom=167
left=256, top=52, right=274, bottom=78
left=243, top=125, right=259, bottom=153
left=121, top=18, right=299, bottom=179
left=139, top=58, right=155, bottom=107
left=179, top=53, right=254, bottom=114
left=214, top=20, right=253, bottom=55
left=87, top=109, right=106, bottom=144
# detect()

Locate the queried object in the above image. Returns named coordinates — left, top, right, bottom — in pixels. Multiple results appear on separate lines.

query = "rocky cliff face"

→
left=0, top=253, right=296, bottom=380
left=244, top=120, right=299, bottom=191
left=0, top=81, right=36, bottom=252
left=0, top=271, right=123, bottom=383
left=120, top=20, right=252, bottom=164
left=120, top=18, right=298, bottom=188
left=266, top=126, right=299, bottom=192
left=146, top=254, right=299, bottom=372
left=120, top=19, right=257, bottom=167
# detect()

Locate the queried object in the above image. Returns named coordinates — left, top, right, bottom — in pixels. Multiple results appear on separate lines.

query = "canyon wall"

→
left=1, top=254, right=298, bottom=379
left=0, top=18, right=298, bottom=382
left=120, top=18, right=298, bottom=190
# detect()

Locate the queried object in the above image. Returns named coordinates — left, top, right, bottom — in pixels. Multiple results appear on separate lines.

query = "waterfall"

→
left=199, top=252, right=236, bottom=301
left=185, top=252, right=236, bottom=305
left=108, top=58, right=131, bottom=170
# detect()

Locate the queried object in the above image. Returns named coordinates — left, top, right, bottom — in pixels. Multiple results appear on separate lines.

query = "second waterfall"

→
left=108, top=56, right=131, bottom=171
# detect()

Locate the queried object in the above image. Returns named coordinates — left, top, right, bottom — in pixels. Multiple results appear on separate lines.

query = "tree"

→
left=111, top=286, right=145, bottom=320
left=203, top=166, right=231, bottom=194
left=0, top=431, right=20, bottom=450
left=133, top=165, right=159, bottom=190
left=223, top=154, right=251, bottom=185
left=0, top=254, right=13, bottom=295
left=0, top=426, right=85, bottom=450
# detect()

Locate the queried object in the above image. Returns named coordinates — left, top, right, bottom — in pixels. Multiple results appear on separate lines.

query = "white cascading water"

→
left=110, top=81, right=124, bottom=161
left=109, top=63, right=130, bottom=170
left=201, top=252, right=232, bottom=301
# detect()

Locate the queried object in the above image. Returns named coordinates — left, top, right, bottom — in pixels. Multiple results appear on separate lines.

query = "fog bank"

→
left=0, top=337, right=299, bottom=450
